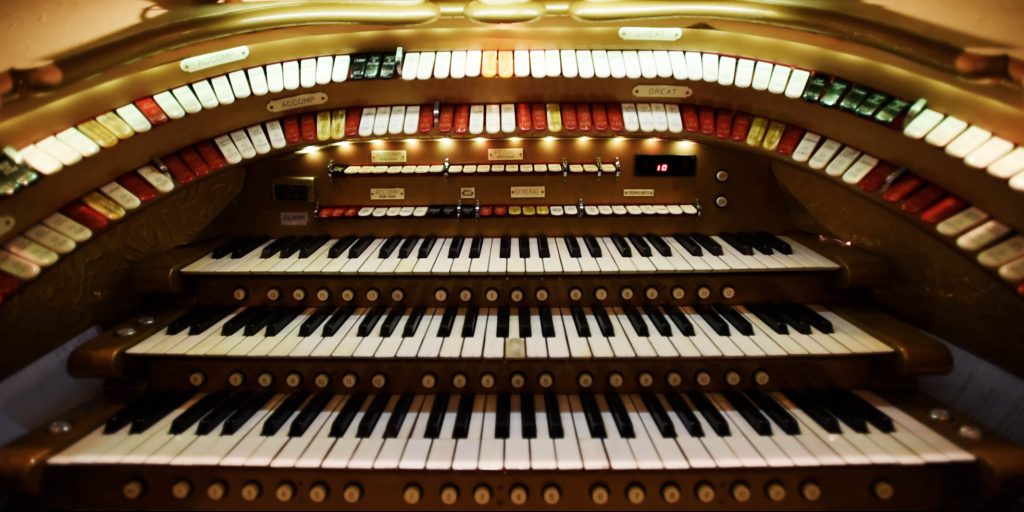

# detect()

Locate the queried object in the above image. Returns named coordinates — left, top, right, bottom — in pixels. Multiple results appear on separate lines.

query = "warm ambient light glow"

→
left=296, top=145, right=321, bottom=154
left=331, top=141, right=350, bottom=147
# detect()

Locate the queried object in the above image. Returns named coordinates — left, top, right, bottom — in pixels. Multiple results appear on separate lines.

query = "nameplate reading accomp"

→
left=180, top=46, right=250, bottom=73
left=266, top=93, right=329, bottom=113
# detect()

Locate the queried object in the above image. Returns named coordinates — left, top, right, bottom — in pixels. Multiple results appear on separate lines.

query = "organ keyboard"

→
left=1, top=1, right=1023, bottom=511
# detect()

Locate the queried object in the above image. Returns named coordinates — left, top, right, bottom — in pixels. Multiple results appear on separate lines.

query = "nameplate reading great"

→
left=632, top=85, right=693, bottom=99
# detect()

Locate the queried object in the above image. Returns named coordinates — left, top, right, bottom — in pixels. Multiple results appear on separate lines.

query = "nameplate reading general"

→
left=510, top=186, right=546, bottom=199
left=488, top=148, right=524, bottom=161
left=266, top=93, right=329, bottom=113
left=370, top=188, right=406, bottom=200
left=180, top=46, right=250, bottom=73
left=618, top=27, right=683, bottom=41
left=371, top=150, right=408, bottom=163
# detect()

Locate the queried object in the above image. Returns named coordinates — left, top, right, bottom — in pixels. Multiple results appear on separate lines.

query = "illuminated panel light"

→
left=332, top=141, right=351, bottom=147
left=297, top=145, right=321, bottom=154
left=508, top=136, right=522, bottom=142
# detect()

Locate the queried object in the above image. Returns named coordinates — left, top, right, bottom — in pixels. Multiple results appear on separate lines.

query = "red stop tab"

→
left=300, top=113, right=317, bottom=142
left=680, top=106, right=698, bottom=133
left=178, top=148, right=210, bottom=176
left=283, top=116, right=301, bottom=144
left=901, top=185, right=945, bottom=213
left=531, top=103, right=547, bottom=131
left=776, top=126, right=806, bottom=156
left=117, top=173, right=158, bottom=202
left=345, top=108, right=362, bottom=137
left=730, top=113, right=752, bottom=142
left=62, top=202, right=109, bottom=231
left=699, top=108, right=715, bottom=135
left=715, top=110, right=733, bottom=139
left=560, top=103, right=578, bottom=131
left=162, top=154, right=196, bottom=183
left=576, top=104, right=592, bottom=132
left=453, top=105, right=470, bottom=134
left=858, top=161, right=896, bottom=192
left=516, top=103, right=532, bottom=132
left=195, top=141, right=226, bottom=170
left=438, top=104, right=454, bottom=133
left=134, top=97, right=168, bottom=125
left=419, top=104, right=435, bottom=133
left=591, top=104, right=609, bottom=131
left=344, top=207, right=359, bottom=217
left=920, top=196, right=967, bottom=224
left=0, top=273, right=19, bottom=304
left=882, top=174, right=924, bottom=202
left=606, top=103, right=624, bottom=132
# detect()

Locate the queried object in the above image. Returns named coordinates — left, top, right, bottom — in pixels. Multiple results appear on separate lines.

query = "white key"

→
left=449, top=50, right=467, bottom=79
left=545, top=49, right=561, bottom=77
left=708, top=393, right=783, bottom=466
left=213, top=135, right=242, bottom=164
left=485, top=104, right=501, bottom=134
left=701, top=52, right=719, bottom=82
left=621, top=103, right=640, bottom=132
left=842, top=154, right=880, bottom=184
left=464, top=50, right=482, bottom=77
left=924, top=116, right=967, bottom=147
left=271, top=395, right=345, bottom=467
left=767, top=392, right=852, bottom=466
left=784, top=68, right=810, bottom=98
left=349, top=395, right=401, bottom=469
left=477, top=395, right=504, bottom=470
left=734, top=58, right=755, bottom=88
left=945, top=125, right=991, bottom=158
left=320, top=396, right=375, bottom=468
left=415, top=51, right=436, bottom=80
left=560, top=49, right=578, bottom=78
left=227, top=70, right=251, bottom=99
left=113, top=105, right=151, bottom=134
left=987, top=147, right=1024, bottom=179
left=433, top=51, right=451, bottom=79
left=576, top=50, right=595, bottom=78
left=375, top=395, right=427, bottom=469
left=683, top=51, right=702, bottom=81
left=263, top=63, right=284, bottom=93
left=568, top=395, right=609, bottom=470
left=808, top=138, right=843, bottom=170
left=903, top=109, right=943, bottom=139
left=654, top=393, right=717, bottom=468
left=282, top=61, right=301, bottom=90
left=965, top=136, right=1013, bottom=169
left=401, top=52, right=419, bottom=80
left=504, top=395, right=531, bottom=470
left=169, top=86, right=203, bottom=115
left=637, top=50, right=657, bottom=78
left=229, top=130, right=257, bottom=159
left=528, top=50, right=546, bottom=79
left=210, top=75, right=235, bottom=105
left=513, top=50, right=530, bottom=77
left=452, top=395, right=486, bottom=470
left=607, top=50, right=626, bottom=78
left=592, top=50, right=611, bottom=78
left=372, top=106, right=391, bottom=137
left=191, top=79, right=219, bottom=109
left=299, top=58, right=316, bottom=88
left=825, top=146, right=862, bottom=177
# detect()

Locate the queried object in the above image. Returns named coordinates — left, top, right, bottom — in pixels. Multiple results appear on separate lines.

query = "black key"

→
left=300, top=306, right=336, bottom=336
left=379, top=307, right=406, bottom=337
left=694, top=306, right=730, bottom=336
left=563, top=236, right=582, bottom=258
left=723, top=390, right=771, bottom=436
left=262, top=393, right=309, bottom=436
left=461, top=307, right=479, bottom=337
left=664, top=392, right=704, bottom=437
left=357, top=306, right=387, bottom=336
left=378, top=236, right=403, bottom=258
left=260, top=236, right=295, bottom=258
left=806, top=389, right=867, bottom=433
left=539, top=307, right=555, bottom=337
left=347, top=236, right=375, bottom=258
left=690, top=234, right=723, bottom=255
left=322, top=307, right=355, bottom=336
left=298, top=236, right=329, bottom=258
left=266, top=307, right=304, bottom=336
left=578, top=392, right=606, bottom=438
left=686, top=391, right=730, bottom=436
left=499, top=236, right=511, bottom=258
left=495, top=394, right=511, bottom=439
left=327, top=236, right=358, bottom=258
left=402, top=307, right=426, bottom=337
left=383, top=394, right=415, bottom=438
left=496, top=307, right=510, bottom=338
left=739, top=232, right=775, bottom=256
left=592, top=306, right=615, bottom=336
left=569, top=306, right=591, bottom=337
left=672, top=234, right=703, bottom=256
left=278, top=237, right=309, bottom=258
left=469, top=237, right=484, bottom=258
left=640, top=393, right=676, bottom=438
left=719, top=233, right=753, bottom=256
left=544, top=393, right=564, bottom=439
left=289, top=392, right=333, bottom=437
left=521, top=393, right=537, bottom=439
left=166, top=308, right=207, bottom=336
left=397, top=236, right=420, bottom=259
left=437, top=307, right=457, bottom=337
left=829, top=389, right=895, bottom=433
left=713, top=305, right=753, bottom=336
left=130, top=392, right=194, bottom=434
left=622, top=306, right=649, bottom=336
left=330, top=393, right=368, bottom=437
left=609, top=235, right=631, bottom=257
left=426, top=206, right=442, bottom=218
left=644, top=234, right=672, bottom=257
left=223, top=392, right=275, bottom=435
left=242, top=307, right=277, bottom=336
left=757, top=232, right=793, bottom=255
left=627, top=235, right=652, bottom=257
left=746, top=391, right=800, bottom=435
left=452, top=394, right=475, bottom=439
left=518, top=237, right=531, bottom=258
left=663, top=307, right=694, bottom=336
left=188, top=307, right=234, bottom=335
left=788, top=304, right=834, bottom=334
left=106, top=393, right=165, bottom=434
left=197, top=392, right=253, bottom=435
left=221, top=307, right=267, bottom=336
left=417, top=236, right=438, bottom=258
left=783, top=390, right=840, bottom=434
left=232, top=237, right=270, bottom=258
left=447, top=237, right=465, bottom=259
left=211, top=238, right=242, bottom=259
left=643, top=306, right=672, bottom=336
left=537, top=237, right=551, bottom=258
left=582, top=236, right=603, bottom=257
left=747, top=304, right=788, bottom=335
left=603, top=393, right=635, bottom=438
left=356, top=394, right=392, bottom=437
left=768, top=304, right=812, bottom=335
left=518, top=307, right=532, bottom=337
left=425, top=393, right=454, bottom=438
left=170, top=392, right=231, bottom=435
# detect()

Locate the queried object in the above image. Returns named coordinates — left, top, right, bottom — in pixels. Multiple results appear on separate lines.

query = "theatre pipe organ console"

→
left=0, top=1, right=1023, bottom=510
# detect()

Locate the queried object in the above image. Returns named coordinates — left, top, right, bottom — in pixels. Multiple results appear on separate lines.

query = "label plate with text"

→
left=510, top=186, right=545, bottom=199
left=370, top=188, right=406, bottom=200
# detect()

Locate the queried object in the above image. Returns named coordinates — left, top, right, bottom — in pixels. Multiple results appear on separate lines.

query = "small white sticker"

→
left=632, top=85, right=693, bottom=98
left=487, top=148, right=524, bottom=161
left=266, top=93, right=329, bottom=113
left=280, top=212, right=309, bottom=226
left=618, top=27, right=682, bottom=41
left=460, top=187, right=476, bottom=199
left=623, top=188, right=655, bottom=197
left=371, top=150, right=408, bottom=163
left=371, top=188, right=406, bottom=200
left=180, top=46, right=250, bottom=73
left=511, top=186, right=545, bottom=199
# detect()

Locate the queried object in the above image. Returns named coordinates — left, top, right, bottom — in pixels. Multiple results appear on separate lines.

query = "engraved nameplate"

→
left=632, top=85, right=693, bottom=98
left=371, top=150, right=408, bottom=163
left=488, top=148, right=524, bottom=161
left=623, top=188, right=655, bottom=197
left=266, top=93, right=329, bottom=113
left=280, top=212, right=309, bottom=226
left=180, top=46, right=250, bottom=73
left=460, top=187, right=476, bottom=199
left=371, top=188, right=406, bottom=200
left=510, top=186, right=545, bottom=199
left=618, top=27, right=682, bottom=41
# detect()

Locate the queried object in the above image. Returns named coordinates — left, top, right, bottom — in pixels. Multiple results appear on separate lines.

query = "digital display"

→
left=634, top=154, right=697, bottom=177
